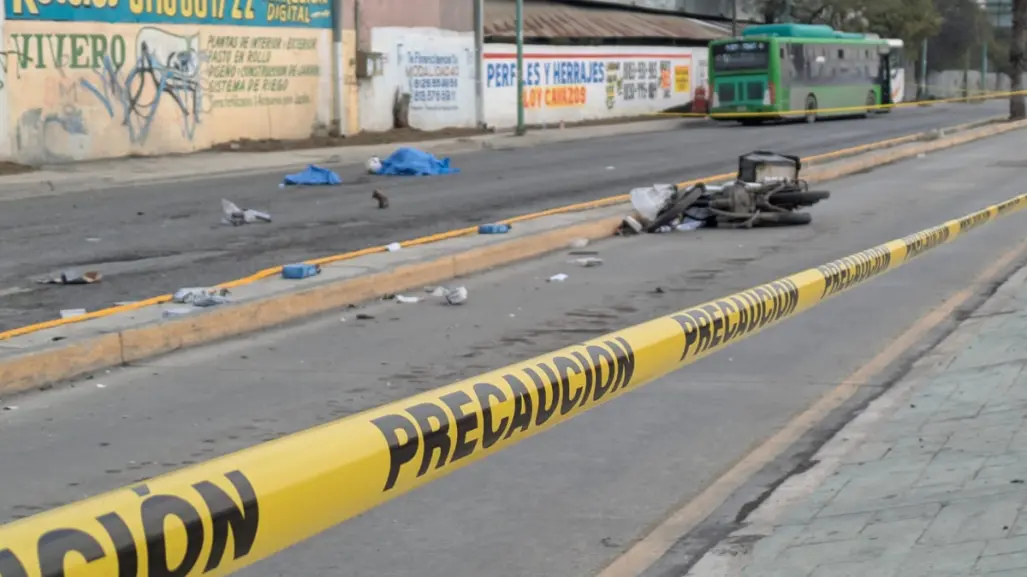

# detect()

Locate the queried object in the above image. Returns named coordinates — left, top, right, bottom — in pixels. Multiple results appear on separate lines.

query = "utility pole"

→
left=515, top=0, right=526, bottom=135
left=783, top=0, right=792, bottom=22
left=474, top=0, right=484, bottom=128
left=731, top=0, right=737, bottom=36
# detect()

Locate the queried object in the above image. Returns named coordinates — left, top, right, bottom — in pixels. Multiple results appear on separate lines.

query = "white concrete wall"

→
left=926, top=70, right=1027, bottom=97
left=359, top=26, right=477, bottom=132
left=483, top=44, right=708, bottom=129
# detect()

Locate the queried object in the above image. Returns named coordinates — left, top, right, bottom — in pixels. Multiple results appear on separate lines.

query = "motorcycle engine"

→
left=726, top=183, right=754, bottom=215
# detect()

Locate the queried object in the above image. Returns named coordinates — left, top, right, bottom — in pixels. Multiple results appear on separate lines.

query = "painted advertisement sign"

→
left=358, top=27, right=476, bottom=132
left=5, top=20, right=330, bottom=163
left=483, top=45, right=706, bottom=128
left=5, top=0, right=332, bottom=28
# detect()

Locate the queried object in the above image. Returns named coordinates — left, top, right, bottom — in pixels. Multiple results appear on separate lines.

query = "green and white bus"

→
left=708, top=24, right=903, bottom=124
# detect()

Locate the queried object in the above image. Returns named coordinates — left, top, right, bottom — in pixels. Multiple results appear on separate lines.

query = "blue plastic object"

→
left=282, top=165, right=342, bottom=186
left=376, top=147, right=460, bottom=176
left=282, top=263, right=322, bottom=279
left=478, top=223, right=511, bottom=234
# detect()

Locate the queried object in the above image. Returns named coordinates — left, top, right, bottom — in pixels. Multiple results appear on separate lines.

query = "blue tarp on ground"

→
left=282, top=165, right=342, bottom=186
left=375, top=147, right=460, bottom=176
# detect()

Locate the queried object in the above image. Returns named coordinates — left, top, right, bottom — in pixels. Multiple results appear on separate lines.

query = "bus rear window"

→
left=712, top=41, right=769, bottom=72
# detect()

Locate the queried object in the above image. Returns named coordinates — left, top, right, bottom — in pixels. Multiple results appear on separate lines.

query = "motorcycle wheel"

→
left=767, top=190, right=830, bottom=209
left=755, top=211, right=813, bottom=227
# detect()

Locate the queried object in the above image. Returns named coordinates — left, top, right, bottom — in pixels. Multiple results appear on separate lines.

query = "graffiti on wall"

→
left=4, top=0, right=328, bottom=163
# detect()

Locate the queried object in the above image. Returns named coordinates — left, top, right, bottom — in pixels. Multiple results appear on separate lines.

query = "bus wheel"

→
left=804, top=95, right=817, bottom=124
left=864, top=91, right=876, bottom=117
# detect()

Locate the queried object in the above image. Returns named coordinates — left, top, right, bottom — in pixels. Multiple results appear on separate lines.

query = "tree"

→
left=752, top=0, right=940, bottom=49
left=1011, top=0, right=1026, bottom=118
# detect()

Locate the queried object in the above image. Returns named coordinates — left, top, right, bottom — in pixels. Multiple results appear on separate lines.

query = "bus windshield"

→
left=712, top=40, right=770, bottom=73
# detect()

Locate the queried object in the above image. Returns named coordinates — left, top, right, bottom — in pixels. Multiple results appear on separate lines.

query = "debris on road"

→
left=38, top=270, right=103, bottom=285
left=386, top=242, right=402, bottom=252
left=372, top=189, right=390, bottom=209
left=394, top=295, right=420, bottom=304
left=548, top=273, right=569, bottom=282
left=628, top=152, right=830, bottom=233
left=370, top=147, right=460, bottom=176
left=479, top=223, right=511, bottom=234
left=621, top=216, right=643, bottom=235
left=426, top=286, right=447, bottom=297
left=221, top=199, right=271, bottom=226
left=2, top=405, right=17, bottom=411
left=281, top=164, right=342, bottom=186
left=356, top=313, right=375, bottom=320
left=282, top=263, right=321, bottom=279
left=366, top=156, right=383, bottom=174
left=445, top=286, right=468, bottom=305
left=192, top=293, right=230, bottom=307
left=59, top=308, right=87, bottom=319
left=569, top=238, right=590, bottom=249
left=173, top=287, right=230, bottom=304
left=163, top=308, right=192, bottom=319
left=573, top=257, right=603, bottom=267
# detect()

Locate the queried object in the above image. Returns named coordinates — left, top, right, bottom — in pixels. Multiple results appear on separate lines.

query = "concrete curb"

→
left=1, top=119, right=1023, bottom=398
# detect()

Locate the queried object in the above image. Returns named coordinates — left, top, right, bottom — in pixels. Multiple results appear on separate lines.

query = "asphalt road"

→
left=2, top=129, right=1027, bottom=577
left=0, top=101, right=1007, bottom=331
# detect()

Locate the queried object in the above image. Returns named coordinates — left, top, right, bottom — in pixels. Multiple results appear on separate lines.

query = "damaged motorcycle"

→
left=631, top=151, right=830, bottom=233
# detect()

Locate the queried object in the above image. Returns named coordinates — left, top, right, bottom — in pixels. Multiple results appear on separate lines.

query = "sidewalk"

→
left=687, top=262, right=1027, bottom=577
left=0, top=118, right=690, bottom=199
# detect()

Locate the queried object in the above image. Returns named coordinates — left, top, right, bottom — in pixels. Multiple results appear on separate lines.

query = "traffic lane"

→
left=0, top=101, right=1004, bottom=330
left=0, top=129, right=1023, bottom=532
left=249, top=134, right=1027, bottom=577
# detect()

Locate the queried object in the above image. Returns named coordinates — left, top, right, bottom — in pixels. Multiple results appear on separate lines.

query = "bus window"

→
left=711, top=40, right=769, bottom=72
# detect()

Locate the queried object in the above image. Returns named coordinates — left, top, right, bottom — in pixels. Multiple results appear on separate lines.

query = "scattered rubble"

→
left=573, top=257, right=603, bottom=267
left=394, top=295, right=420, bottom=304
left=38, top=270, right=103, bottom=285
left=444, top=286, right=468, bottom=305
left=60, top=309, right=86, bottom=319
left=173, top=287, right=230, bottom=305
left=548, top=273, right=568, bottom=282
left=221, top=199, right=271, bottom=226
left=282, top=263, right=321, bottom=279
left=479, top=223, right=511, bottom=234
left=163, top=308, right=192, bottom=319
left=568, top=238, right=590, bottom=249
left=386, top=242, right=402, bottom=252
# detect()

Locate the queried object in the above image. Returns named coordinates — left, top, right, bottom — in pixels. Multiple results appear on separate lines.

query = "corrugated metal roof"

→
left=484, top=0, right=730, bottom=42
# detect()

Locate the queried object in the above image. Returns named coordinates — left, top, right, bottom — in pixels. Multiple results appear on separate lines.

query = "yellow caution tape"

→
left=1, top=192, right=1026, bottom=577
left=657, top=88, right=1027, bottom=118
